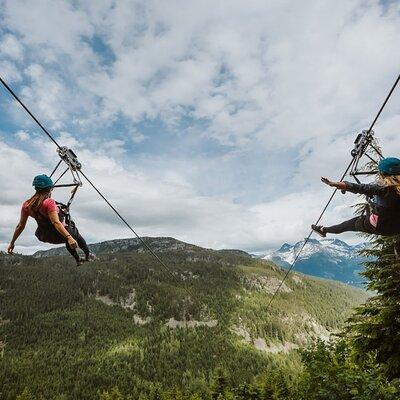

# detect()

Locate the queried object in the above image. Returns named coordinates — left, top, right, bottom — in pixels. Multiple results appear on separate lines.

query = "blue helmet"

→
left=378, top=157, right=400, bottom=176
left=32, top=174, right=53, bottom=190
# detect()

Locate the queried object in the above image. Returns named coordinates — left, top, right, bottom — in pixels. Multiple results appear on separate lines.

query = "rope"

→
left=266, top=70, right=400, bottom=310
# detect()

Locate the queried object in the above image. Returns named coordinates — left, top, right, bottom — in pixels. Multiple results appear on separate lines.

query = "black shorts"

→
left=35, top=221, right=79, bottom=244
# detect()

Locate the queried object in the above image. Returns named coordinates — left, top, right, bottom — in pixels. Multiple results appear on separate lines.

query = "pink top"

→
left=21, top=198, right=60, bottom=223
left=370, top=213, right=379, bottom=228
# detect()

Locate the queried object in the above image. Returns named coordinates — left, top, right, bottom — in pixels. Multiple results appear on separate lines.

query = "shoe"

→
left=85, top=253, right=98, bottom=262
left=311, top=224, right=326, bottom=238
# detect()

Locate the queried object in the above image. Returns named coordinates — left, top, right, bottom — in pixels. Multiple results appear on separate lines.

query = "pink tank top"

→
left=21, top=198, right=60, bottom=222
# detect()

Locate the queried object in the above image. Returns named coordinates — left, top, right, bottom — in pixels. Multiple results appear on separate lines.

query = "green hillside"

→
left=0, top=239, right=368, bottom=399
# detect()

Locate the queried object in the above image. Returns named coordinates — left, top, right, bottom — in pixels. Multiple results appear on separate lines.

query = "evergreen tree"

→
left=211, top=368, right=230, bottom=400
left=99, top=387, right=125, bottom=400
left=16, top=389, right=36, bottom=400
left=347, top=234, right=400, bottom=378
left=297, top=340, right=400, bottom=400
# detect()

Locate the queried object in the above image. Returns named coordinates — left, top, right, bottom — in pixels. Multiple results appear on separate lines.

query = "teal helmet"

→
left=32, top=174, right=53, bottom=190
left=378, top=157, right=400, bottom=176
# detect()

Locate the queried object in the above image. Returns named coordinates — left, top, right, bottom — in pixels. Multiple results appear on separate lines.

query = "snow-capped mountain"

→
left=263, top=238, right=369, bottom=287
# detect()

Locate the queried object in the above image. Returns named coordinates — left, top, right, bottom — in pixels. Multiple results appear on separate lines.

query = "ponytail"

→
left=379, top=174, right=400, bottom=196
left=26, top=189, right=51, bottom=212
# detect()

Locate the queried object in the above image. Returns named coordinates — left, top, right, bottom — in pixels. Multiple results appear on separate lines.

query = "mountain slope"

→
left=263, top=238, right=368, bottom=287
left=0, top=238, right=368, bottom=398
left=33, top=236, right=251, bottom=259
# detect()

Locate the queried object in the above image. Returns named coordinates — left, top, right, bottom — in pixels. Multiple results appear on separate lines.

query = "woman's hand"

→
left=321, top=177, right=346, bottom=190
left=321, top=177, right=337, bottom=186
left=67, top=236, right=78, bottom=249
left=7, top=243, right=15, bottom=254
left=8, top=218, right=27, bottom=256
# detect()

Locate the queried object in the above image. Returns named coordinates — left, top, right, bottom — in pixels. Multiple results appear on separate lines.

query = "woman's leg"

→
left=323, top=217, right=359, bottom=234
left=66, top=223, right=92, bottom=260
left=324, top=215, right=375, bottom=234
left=65, top=242, right=81, bottom=263
left=75, top=233, right=90, bottom=260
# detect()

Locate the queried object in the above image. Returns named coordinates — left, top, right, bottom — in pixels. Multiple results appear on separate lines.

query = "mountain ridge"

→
left=33, top=236, right=253, bottom=259
left=263, top=238, right=368, bottom=287
left=33, top=236, right=368, bottom=287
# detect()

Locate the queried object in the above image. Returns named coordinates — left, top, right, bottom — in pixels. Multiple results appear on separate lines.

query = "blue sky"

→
left=1, top=0, right=400, bottom=254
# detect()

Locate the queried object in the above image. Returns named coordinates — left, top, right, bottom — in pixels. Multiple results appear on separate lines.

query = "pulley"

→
left=348, top=130, right=382, bottom=183
left=49, top=147, right=83, bottom=208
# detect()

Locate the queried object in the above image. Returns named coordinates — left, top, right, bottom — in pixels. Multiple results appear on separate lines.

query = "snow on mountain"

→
left=263, top=238, right=369, bottom=287
left=265, top=238, right=366, bottom=265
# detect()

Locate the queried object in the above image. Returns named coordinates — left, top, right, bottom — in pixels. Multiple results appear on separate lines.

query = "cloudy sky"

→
left=1, top=0, right=400, bottom=254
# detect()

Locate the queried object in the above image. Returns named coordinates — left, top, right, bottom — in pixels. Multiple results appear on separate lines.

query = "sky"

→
left=1, top=0, right=400, bottom=255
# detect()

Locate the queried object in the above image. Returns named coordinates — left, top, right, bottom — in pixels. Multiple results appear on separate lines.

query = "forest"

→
left=1, top=236, right=393, bottom=399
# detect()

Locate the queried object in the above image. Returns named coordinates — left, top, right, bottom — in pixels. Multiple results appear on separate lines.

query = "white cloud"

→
left=80, top=0, right=400, bottom=148
left=3, top=0, right=94, bottom=59
left=0, top=60, right=21, bottom=83
left=0, top=33, right=24, bottom=60
left=0, top=138, right=362, bottom=255
left=130, top=129, right=146, bottom=143
left=3, top=0, right=400, bottom=147
left=15, top=130, right=30, bottom=141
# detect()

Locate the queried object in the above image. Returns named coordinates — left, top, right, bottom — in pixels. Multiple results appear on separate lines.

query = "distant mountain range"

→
left=33, top=236, right=251, bottom=259
left=33, top=236, right=369, bottom=288
left=262, top=238, right=369, bottom=287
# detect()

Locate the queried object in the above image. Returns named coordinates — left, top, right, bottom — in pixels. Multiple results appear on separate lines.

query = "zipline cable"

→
left=367, top=72, right=400, bottom=134
left=0, top=75, right=207, bottom=315
left=80, top=170, right=204, bottom=306
left=266, top=70, right=400, bottom=311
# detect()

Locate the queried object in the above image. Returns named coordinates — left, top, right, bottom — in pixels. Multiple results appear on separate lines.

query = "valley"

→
left=0, top=237, right=368, bottom=398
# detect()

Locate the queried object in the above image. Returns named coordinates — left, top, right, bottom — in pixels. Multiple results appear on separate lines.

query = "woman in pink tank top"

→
left=7, top=174, right=95, bottom=266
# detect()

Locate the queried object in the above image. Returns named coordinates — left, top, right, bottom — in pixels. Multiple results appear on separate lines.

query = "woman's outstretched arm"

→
left=321, top=177, right=386, bottom=196
left=7, top=212, right=29, bottom=254
left=341, top=181, right=386, bottom=196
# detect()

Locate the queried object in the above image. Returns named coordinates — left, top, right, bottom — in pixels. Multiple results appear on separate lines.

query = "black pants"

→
left=324, top=215, right=376, bottom=235
left=65, top=226, right=90, bottom=262
left=36, top=222, right=90, bottom=262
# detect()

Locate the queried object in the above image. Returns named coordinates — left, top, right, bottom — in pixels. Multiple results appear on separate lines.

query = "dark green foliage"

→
left=210, top=368, right=230, bottom=399
left=296, top=340, right=400, bottom=400
left=347, top=235, right=400, bottom=378
left=0, top=246, right=366, bottom=399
